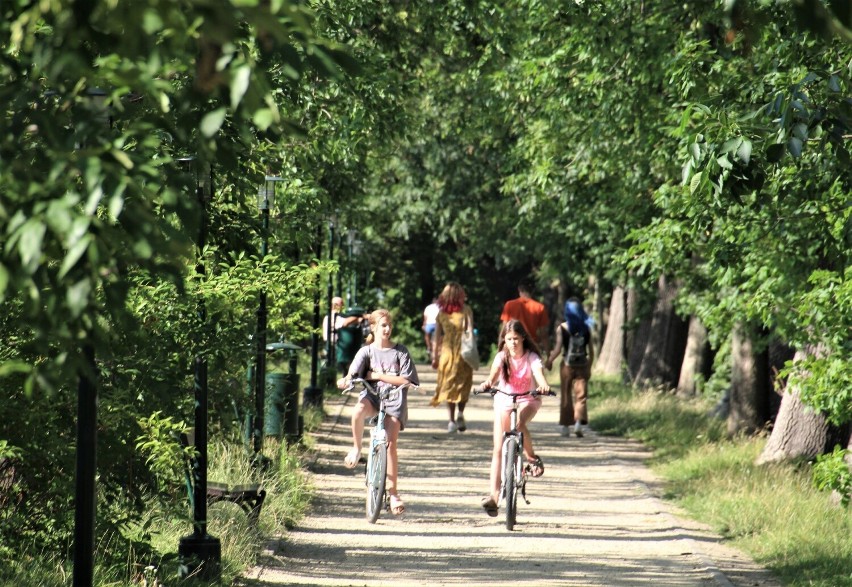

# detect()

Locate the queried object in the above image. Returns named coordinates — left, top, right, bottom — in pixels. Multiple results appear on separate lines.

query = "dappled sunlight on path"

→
left=239, top=364, right=779, bottom=587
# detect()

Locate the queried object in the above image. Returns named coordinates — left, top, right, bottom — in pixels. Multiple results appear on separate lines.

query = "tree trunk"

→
left=594, top=285, right=628, bottom=378
left=633, top=275, right=689, bottom=389
left=676, top=316, right=711, bottom=397
left=728, top=324, right=771, bottom=436
left=756, top=345, right=830, bottom=464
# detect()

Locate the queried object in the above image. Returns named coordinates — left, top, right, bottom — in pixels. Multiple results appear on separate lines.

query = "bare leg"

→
left=489, top=412, right=508, bottom=501
left=517, top=401, right=542, bottom=462
left=447, top=402, right=456, bottom=423
left=384, top=416, right=402, bottom=496
left=350, top=398, right=377, bottom=454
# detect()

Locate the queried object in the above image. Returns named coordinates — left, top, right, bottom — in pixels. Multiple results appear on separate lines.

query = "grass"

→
left=591, top=377, right=852, bottom=587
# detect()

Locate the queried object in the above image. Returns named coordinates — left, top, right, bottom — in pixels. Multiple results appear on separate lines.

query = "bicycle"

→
left=475, top=386, right=555, bottom=530
left=344, top=377, right=412, bottom=523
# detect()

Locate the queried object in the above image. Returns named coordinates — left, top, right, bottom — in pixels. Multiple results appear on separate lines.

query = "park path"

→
left=239, top=364, right=780, bottom=587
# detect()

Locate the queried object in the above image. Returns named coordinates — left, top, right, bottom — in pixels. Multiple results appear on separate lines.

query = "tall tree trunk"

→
left=756, top=345, right=830, bottom=464
left=626, top=288, right=651, bottom=383
left=676, top=316, right=711, bottom=397
left=633, top=275, right=689, bottom=389
left=594, top=285, right=627, bottom=378
left=728, top=324, right=771, bottom=435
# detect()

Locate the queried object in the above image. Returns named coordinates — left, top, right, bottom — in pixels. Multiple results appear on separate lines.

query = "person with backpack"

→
left=544, top=298, right=594, bottom=437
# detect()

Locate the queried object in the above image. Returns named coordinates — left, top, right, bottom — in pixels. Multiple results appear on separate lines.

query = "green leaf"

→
left=788, top=137, right=803, bottom=158
left=767, top=143, right=786, bottom=162
left=58, top=235, right=92, bottom=279
left=111, top=149, right=134, bottom=169
left=716, top=155, right=733, bottom=170
left=19, top=220, right=46, bottom=272
left=67, top=279, right=92, bottom=318
left=0, top=264, right=8, bottom=300
left=253, top=108, right=275, bottom=130
left=201, top=108, right=227, bottom=137
left=231, top=65, right=251, bottom=109
left=736, top=139, right=752, bottom=164
left=792, top=123, right=808, bottom=141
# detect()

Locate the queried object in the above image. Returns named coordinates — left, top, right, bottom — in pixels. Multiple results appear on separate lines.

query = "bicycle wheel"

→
left=503, top=438, right=519, bottom=530
left=365, top=442, right=387, bottom=523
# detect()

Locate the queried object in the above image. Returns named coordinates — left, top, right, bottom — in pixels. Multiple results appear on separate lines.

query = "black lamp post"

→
left=73, top=87, right=108, bottom=587
left=324, top=218, right=335, bottom=376
left=346, top=228, right=362, bottom=306
left=302, top=224, right=323, bottom=408
left=252, top=175, right=284, bottom=456
left=177, top=158, right=221, bottom=580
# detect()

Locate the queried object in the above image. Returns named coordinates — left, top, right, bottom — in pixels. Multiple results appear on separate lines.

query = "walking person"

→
left=479, top=319, right=551, bottom=516
left=545, top=298, right=594, bottom=437
left=337, top=309, right=419, bottom=515
left=500, top=279, right=550, bottom=355
left=430, top=282, right=474, bottom=433
left=422, top=297, right=440, bottom=362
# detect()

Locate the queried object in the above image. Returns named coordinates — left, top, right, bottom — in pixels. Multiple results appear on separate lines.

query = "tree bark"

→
left=676, top=316, right=712, bottom=397
left=756, top=345, right=830, bottom=464
left=594, top=285, right=628, bottom=378
left=633, top=275, right=689, bottom=390
left=728, top=324, right=771, bottom=436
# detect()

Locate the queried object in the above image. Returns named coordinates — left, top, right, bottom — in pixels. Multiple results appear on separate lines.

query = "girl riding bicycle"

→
left=479, top=319, right=551, bottom=516
left=337, top=309, right=419, bottom=515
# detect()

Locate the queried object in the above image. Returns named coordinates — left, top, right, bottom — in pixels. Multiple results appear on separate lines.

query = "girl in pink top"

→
left=478, top=319, right=551, bottom=516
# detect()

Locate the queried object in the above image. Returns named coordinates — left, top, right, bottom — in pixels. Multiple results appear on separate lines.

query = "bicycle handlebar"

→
left=473, top=386, right=556, bottom=398
left=343, top=377, right=416, bottom=398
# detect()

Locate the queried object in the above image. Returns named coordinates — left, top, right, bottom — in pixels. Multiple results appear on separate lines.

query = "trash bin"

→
left=264, top=341, right=302, bottom=440
left=336, top=306, right=365, bottom=374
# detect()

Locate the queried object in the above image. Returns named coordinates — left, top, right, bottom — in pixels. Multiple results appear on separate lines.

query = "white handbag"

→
left=460, top=307, right=480, bottom=370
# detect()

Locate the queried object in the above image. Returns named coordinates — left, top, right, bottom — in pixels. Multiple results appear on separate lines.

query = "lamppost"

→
left=177, top=158, right=221, bottom=580
left=73, top=87, right=108, bottom=587
left=345, top=228, right=362, bottom=306
left=252, top=175, right=284, bottom=457
left=324, top=218, right=336, bottom=381
left=302, top=224, right=323, bottom=408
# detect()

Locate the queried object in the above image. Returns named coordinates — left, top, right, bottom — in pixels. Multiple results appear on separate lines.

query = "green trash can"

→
left=335, top=306, right=365, bottom=374
left=264, top=372, right=287, bottom=437
left=265, top=341, right=302, bottom=440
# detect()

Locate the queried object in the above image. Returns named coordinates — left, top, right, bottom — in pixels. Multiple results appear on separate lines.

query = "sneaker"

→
left=560, top=425, right=571, bottom=437
left=447, top=421, right=458, bottom=433
left=574, top=423, right=584, bottom=438
left=457, top=414, right=467, bottom=432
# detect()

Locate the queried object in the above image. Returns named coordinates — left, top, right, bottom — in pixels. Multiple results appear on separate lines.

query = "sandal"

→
left=480, top=497, right=498, bottom=517
left=344, top=447, right=361, bottom=469
left=390, top=494, right=405, bottom=515
left=526, top=455, right=544, bottom=478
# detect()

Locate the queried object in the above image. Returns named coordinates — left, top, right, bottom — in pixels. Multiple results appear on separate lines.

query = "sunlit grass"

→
left=591, top=378, right=852, bottom=587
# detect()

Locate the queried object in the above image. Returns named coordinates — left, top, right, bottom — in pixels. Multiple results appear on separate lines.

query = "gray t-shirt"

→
left=348, top=343, right=419, bottom=430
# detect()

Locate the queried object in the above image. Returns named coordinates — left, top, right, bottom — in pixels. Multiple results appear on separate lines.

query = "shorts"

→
left=424, top=323, right=437, bottom=335
left=493, top=393, right=541, bottom=414
left=360, top=386, right=409, bottom=431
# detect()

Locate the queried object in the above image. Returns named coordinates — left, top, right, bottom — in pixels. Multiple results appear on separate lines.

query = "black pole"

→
left=253, top=204, right=269, bottom=455
left=72, top=343, right=96, bottom=587
left=325, top=220, right=335, bottom=370
left=303, top=224, right=323, bottom=407
left=178, top=166, right=220, bottom=580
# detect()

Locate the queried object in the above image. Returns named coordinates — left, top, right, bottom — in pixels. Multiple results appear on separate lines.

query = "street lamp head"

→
left=178, top=157, right=213, bottom=203
left=258, top=175, right=285, bottom=211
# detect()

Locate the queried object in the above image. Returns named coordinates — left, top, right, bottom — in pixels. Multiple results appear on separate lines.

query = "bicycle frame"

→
left=476, top=387, right=553, bottom=530
left=346, top=378, right=408, bottom=524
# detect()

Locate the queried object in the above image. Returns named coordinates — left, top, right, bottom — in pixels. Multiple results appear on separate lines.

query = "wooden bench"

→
left=205, top=482, right=266, bottom=524
left=179, top=431, right=266, bottom=526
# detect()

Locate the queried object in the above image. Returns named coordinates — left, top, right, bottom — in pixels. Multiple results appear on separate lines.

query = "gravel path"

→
left=239, top=365, right=780, bottom=587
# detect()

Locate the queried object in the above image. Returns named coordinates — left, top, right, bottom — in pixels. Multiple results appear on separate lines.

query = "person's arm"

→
left=430, top=318, right=444, bottom=368
left=532, top=362, right=550, bottom=393
left=545, top=326, right=564, bottom=369
left=479, top=354, right=502, bottom=391
left=587, top=331, right=595, bottom=366
left=532, top=356, right=551, bottom=393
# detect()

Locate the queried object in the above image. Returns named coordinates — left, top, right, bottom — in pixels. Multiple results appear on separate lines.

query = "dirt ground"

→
left=239, top=365, right=782, bottom=587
